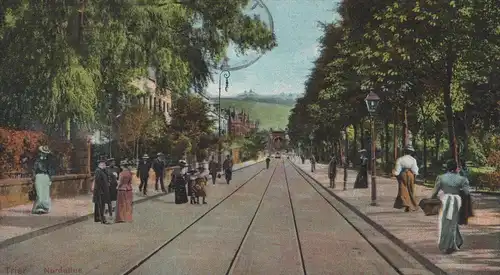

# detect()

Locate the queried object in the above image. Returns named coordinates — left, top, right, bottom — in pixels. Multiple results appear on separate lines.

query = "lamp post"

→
left=341, top=129, right=348, bottom=191
left=218, top=69, right=230, bottom=166
left=365, top=91, right=381, bottom=206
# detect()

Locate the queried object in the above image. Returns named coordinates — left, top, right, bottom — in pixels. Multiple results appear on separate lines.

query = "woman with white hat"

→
left=31, top=146, right=54, bottom=214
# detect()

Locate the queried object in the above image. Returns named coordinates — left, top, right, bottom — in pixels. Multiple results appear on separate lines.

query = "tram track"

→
left=122, top=165, right=271, bottom=275
left=226, top=160, right=305, bottom=275
left=224, top=165, right=278, bottom=274
left=286, top=160, right=404, bottom=275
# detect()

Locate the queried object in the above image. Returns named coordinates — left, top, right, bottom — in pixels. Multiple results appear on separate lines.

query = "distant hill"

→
left=217, top=98, right=292, bottom=130
left=230, top=90, right=302, bottom=106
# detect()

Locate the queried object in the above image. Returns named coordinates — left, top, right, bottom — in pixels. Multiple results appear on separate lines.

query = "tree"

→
left=117, top=105, right=152, bottom=157
left=170, top=94, right=214, bottom=156
left=0, top=0, right=277, bottom=135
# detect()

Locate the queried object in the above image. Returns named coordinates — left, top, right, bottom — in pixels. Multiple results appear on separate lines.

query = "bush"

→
left=0, top=128, right=73, bottom=178
left=0, top=128, right=46, bottom=178
left=478, top=171, right=500, bottom=191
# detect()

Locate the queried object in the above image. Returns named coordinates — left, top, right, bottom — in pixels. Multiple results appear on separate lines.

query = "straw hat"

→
left=38, top=146, right=51, bottom=154
left=179, top=160, right=188, bottom=167
left=142, top=154, right=149, bottom=159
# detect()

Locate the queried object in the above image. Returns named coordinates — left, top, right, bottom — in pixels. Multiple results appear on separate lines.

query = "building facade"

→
left=228, top=108, right=257, bottom=137
left=206, top=99, right=228, bottom=135
left=131, top=67, right=172, bottom=124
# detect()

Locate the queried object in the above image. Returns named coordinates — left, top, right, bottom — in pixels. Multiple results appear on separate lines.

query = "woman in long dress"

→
left=393, top=146, right=419, bottom=212
left=353, top=149, right=368, bottom=188
left=172, top=160, right=189, bottom=204
left=115, top=162, right=133, bottom=223
left=31, top=146, right=54, bottom=214
left=430, top=160, right=471, bottom=254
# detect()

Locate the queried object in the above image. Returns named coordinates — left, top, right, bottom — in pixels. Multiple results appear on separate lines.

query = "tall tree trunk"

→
left=462, top=112, right=469, bottom=161
left=435, top=125, right=442, bottom=161
left=384, top=118, right=390, bottom=172
left=402, top=104, right=408, bottom=148
left=393, top=109, right=398, bottom=161
left=444, top=48, right=458, bottom=164
left=360, top=122, right=365, bottom=149
left=353, top=124, right=358, bottom=167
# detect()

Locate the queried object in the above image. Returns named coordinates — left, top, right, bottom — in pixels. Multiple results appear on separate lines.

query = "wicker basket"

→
left=419, top=198, right=441, bottom=216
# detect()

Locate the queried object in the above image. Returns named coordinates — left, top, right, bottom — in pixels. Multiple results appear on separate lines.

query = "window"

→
left=163, top=101, right=166, bottom=113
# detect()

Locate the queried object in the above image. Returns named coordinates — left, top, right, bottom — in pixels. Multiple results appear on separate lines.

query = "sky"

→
left=206, top=0, right=339, bottom=97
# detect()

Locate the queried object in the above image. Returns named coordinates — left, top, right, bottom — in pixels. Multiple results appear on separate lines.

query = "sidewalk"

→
left=294, top=159, right=500, bottom=275
left=0, top=159, right=262, bottom=248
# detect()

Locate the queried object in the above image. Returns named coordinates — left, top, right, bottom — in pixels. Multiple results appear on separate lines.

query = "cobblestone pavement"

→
left=294, top=159, right=500, bottom=275
left=0, top=159, right=262, bottom=246
left=0, top=162, right=265, bottom=275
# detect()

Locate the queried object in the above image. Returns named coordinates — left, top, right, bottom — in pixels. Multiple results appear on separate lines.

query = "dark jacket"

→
left=93, top=168, right=110, bottom=203
left=137, top=160, right=151, bottom=179
left=153, top=158, right=165, bottom=174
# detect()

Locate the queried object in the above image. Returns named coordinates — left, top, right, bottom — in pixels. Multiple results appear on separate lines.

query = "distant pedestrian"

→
left=301, top=155, right=305, bottom=164
left=106, top=158, right=119, bottom=213
left=222, top=155, right=233, bottom=184
left=353, top=149, right=368, bottom=189
left=92, top=156, right=112, bottom=224
left=310, top=154, right=316, bottom=172
left=208, top=156, right=218, bottom=185
left=393, top=145, right=419, bottom=212
left=136, top=154, right=151, bottom=196
left=265, top=156, right=271, bottom=169
left=430, top=159, right=471, bottom=254
left=328, top=154, right=337, bottom=188
left=115, top=161, right=133, bottom=223
left=153, top=153, right=167, bottom=193
left=31, top=146, right=54, bottom=214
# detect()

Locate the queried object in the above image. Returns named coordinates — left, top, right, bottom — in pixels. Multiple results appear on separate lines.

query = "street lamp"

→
left=218, top=65, right=231, bottom=167
left=365, top=91, right=380, bottom=206
left=341, top=129, right=348, bottom=191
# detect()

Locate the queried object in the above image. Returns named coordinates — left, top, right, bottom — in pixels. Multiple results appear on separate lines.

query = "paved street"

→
left=0, top=159, right=438, bottom=275
left=293, top=158, right=500, bottom=275
left=0, top=160, right=261, bottom=247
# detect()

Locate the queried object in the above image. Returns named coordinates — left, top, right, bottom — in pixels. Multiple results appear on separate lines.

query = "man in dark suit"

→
left=137, top=154, right=151, bottom=196
left=153, top=153, right=167, bottom=193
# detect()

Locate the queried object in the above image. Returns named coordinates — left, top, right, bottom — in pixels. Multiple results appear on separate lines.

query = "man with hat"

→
left=106, top=158, right=119, bottom=213
left=93, top=156, right=113, bottom=224
left=152, top=153, right=167, bottom=193
left=328, top=153, right=337, bottom=188
left=136, top=154, right=152, bottom=196
left=393, top=145, right=419, bottom=212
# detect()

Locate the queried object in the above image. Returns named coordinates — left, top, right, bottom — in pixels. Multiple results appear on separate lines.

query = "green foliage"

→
left=287, top=0, right=499, bottom=191
left=0, top=0, right=276, bottom=133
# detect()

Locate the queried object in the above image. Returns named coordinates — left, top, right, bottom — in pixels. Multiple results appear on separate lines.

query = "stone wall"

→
left=0, top=174, right=92, bottom=210
left=0, top=167, right=177, bottom=210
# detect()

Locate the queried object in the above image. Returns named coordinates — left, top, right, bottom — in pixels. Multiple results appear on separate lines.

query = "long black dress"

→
left=171, top=171, right=188, bottom=204
left=353, top=156, right=368, bottom=189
